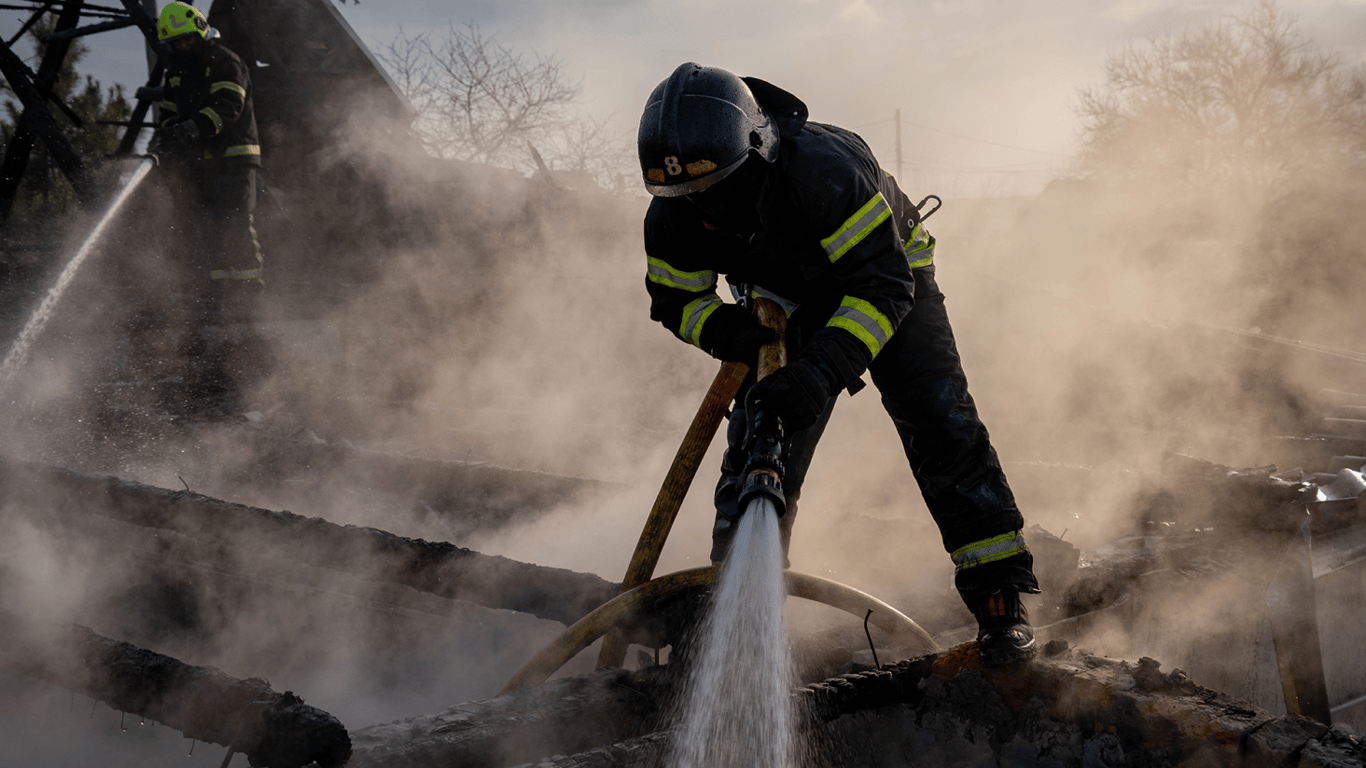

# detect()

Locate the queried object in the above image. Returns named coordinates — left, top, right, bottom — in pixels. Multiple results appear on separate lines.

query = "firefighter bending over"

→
left=636, top=63, right=1039, bottom=666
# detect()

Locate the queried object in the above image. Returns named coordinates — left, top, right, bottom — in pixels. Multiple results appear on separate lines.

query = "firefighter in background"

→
left=638, top=63, right=1039, bottom=666
left=139, top=1, right=262, bottom=401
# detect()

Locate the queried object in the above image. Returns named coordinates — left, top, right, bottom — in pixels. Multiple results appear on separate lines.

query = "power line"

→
left=901, top=116, right=1071, bottom=157
left=853, top=113, right=1070, bottom=158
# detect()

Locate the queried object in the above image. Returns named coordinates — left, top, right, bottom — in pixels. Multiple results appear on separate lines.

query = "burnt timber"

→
left=346, top=643, right=1366, bottom=768
left=0, top=457, right=621, bottom=626
left=0, top=612, right=352, bottom=768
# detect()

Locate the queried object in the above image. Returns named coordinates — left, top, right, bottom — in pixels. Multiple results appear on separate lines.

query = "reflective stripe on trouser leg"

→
left=209, top=212, right=264, bottom=284
left=952, top=530, right=1029, bottom=572
left=867, top=290, right=1038, bottom=595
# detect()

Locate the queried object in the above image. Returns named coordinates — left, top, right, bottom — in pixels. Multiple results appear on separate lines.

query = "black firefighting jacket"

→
left=643, top=122, right=935, bottom=391
left=160, top=38, right=260, bottom=164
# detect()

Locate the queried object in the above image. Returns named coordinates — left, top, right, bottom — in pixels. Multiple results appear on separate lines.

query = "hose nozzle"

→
left=738, top=397, right=786, bottom=517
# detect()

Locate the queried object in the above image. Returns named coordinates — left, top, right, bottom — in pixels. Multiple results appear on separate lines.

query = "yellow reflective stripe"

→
left=908, top=251, right=935, bottom=269
left=905, top=221, right=935, bottom=268
left=223, top=144, right=261, bottom=157
left=210, top=80, right=245, bottom=98
left=159, top=101, right=178, bottom=112
left=827, top=296, right=894, bottom=358
left=820, top=192, right=891, bottom=263
left=679, top=294, right=722, bottom=348
left=647, top=256, right=716, bottom=292
left=748, top=286, right=797, bottom=316
left=951, top=531, right=1029, bottom=571
left=199, top=107, right=223, bottom=134
left=209, top=214, right=264, bottom=283
left=168, top=76, right=181, bottom=87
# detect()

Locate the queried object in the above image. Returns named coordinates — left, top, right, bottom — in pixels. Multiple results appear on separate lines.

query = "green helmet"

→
left=157, top=1, right=208, bottom=43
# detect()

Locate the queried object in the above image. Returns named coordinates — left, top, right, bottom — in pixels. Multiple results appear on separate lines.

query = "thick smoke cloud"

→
left=1, top=1, right=1365, bottom=763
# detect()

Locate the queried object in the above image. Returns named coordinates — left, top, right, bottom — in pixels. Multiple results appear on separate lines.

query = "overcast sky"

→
left=6, top=0, right=1366, bottom=195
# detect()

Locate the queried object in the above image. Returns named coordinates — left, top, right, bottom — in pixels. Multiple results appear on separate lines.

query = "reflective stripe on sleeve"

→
left=827, top=296, right=894, bottom=358
left=951, top=531, right=1030, bottom=572
left=647, top=256, right=716, bottom=292
left=160, top=101, right=178, bottom=113
left=168, top=76, right=181, bottom=87
left=223, top=144, right=261, bottom=158
left=199, top=106, right=223, bottom=134
left=679, top=293, right=723, bottom=348
left=820, top=192, right=891, bottom=263
left=210, top=80, right=246, bottom=99
left=905, top=221, right=935, bottom=269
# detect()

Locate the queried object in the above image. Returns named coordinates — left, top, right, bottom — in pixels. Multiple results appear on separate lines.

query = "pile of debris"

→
left=345, top=641, right=1366, bottom=768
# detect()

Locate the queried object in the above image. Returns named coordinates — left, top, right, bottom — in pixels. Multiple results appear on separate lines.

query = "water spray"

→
left=0, top=155, right=158, bottom=392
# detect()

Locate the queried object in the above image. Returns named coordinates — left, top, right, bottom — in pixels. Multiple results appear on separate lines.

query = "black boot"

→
left=969, top=588, right=1036, bottom=667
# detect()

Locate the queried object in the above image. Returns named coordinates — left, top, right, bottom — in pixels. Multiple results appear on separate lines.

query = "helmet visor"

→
left=643, top=151, right=747, bottom=198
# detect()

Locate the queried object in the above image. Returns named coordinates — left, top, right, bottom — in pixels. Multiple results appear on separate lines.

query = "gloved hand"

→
left=149, top=120, right=199, bottom=162
left=135, top=85, right=165, bottom=102
left=745, top=359, right=832, bottom=433
left=162, top=119, right=200, bottom=143
left=708, top=321, right=775, bottom=363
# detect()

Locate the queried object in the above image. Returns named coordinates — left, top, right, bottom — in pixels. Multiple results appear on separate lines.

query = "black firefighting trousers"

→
left=187, top=161, right=264, bottom=308
left=712, top=265, right=1039, bottom=599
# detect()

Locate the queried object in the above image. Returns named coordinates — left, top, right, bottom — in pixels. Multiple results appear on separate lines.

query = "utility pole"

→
left=894, top=108, right=902, bottom=180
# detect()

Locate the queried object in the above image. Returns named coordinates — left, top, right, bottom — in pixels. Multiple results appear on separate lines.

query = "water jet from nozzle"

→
left=0, top=156, right=157, bottom=393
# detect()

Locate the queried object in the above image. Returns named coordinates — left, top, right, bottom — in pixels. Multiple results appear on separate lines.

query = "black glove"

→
left=699, top=305, right=775, bottom=363
left=135, top=85, right=165, bottom=102
left=163, top=119, right=200, bottom=143
left=745, top=359, right=832, bottom=433
left=709, top=322, right=774, bottom=363
left=149, top=120, right=199, bottom=162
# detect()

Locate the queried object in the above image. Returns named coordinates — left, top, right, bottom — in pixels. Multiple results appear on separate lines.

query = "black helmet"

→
left=638, top=63, right=784, bottom=197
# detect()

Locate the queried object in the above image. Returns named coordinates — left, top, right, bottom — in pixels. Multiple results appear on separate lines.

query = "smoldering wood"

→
left=0, top=458, right=621, bottom=627
left=224, top=424, right=624, bottom=540
left=355, top=642, right=1366, bottom=768
left=0, top=612, right=352, bottom=768
left=348, top=667, right=672, bottom=768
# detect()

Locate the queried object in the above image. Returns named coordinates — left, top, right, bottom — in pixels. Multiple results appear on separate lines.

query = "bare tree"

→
left=535, top=111, right=638, bottom=193
left=1075, top=1, right=1366, bottom=192
left=377, top=22, right=580, bottom=172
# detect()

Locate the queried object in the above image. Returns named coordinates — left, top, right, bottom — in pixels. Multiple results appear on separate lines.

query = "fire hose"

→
left=508, top=297, right=937, bottom=691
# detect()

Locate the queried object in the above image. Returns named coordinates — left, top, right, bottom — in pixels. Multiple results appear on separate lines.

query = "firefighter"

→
left=638, top=63, right=1039, bottom=666
left=139, top=1, right=263, bottom=404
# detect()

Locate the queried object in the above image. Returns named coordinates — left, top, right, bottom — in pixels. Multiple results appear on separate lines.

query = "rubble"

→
left=352, top=642, right=1366, bottom=768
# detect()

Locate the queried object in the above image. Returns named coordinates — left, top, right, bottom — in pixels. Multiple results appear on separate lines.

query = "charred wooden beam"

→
left=0, top=458, right=621, bottom=626
left=0, top=611, right=351, bottom=768
left=116, top=60, right=163, bottom=155
left=40, top=16, right=137, bottom=38
left=4, top=1, right=55, bottom=46
left=224, top=426, right=621, bottom=540
left=349, top=667, right=671, bottom=768
left=0, top=0, right=91, bottom=223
